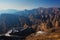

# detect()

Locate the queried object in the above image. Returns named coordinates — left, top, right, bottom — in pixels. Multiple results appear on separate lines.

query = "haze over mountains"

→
left=0, top=9, right=20, bottom=14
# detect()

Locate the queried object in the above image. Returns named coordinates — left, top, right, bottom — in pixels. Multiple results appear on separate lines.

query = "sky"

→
left=0, top=0, right=60, bottom=10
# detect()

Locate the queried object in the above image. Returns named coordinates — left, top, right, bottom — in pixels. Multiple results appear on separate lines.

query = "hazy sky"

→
left=0, top=0, right=60, bottom=10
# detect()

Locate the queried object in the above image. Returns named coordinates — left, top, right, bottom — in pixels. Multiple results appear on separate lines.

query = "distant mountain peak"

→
left=0, top=9, right=20, bottom=14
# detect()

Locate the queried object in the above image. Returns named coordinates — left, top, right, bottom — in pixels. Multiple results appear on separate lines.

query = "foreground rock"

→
left=26, top=27, right=60, bottom=40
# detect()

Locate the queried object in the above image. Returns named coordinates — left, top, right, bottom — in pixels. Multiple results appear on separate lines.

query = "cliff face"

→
left=29, top=7, right=60, bottom=32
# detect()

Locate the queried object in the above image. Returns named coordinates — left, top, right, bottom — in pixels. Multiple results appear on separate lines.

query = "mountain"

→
left=0, top=7, right=60, bottom=34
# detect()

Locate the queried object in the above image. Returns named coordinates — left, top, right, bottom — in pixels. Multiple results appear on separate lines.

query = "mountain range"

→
left=0, top=7, right=60, bottom=34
